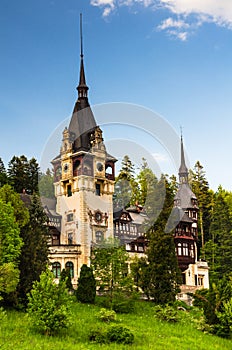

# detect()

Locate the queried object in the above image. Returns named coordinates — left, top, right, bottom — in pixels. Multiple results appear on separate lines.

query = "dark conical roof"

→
left=174, top=135, right=198, bottom=210
left=68, top=14, right=97, bottom=151
left=179, top=135, right=188, bottom=176
left=174, top=183, right=197, bottom=209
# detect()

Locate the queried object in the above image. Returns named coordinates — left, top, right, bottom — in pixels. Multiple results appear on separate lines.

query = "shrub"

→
left=106, top=325, right=134, bottom=344
left=98, top=308, right=116, bottom=322
left=153, top=304, right=179, bottom=323
left=27, top=268, right=72, bottom=335
left=60, top=268, right=73, bottom=292
left=88, top=328, right=107, bottom=343
left=76, top=264, right=96, bottom=304
left=112, top=291, right=138, bottom=314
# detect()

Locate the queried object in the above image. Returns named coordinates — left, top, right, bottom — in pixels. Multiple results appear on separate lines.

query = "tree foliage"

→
left=27, top=268, right=72, bottom=335
left=76, top=264, right=96, bottom=303
left=145, top=176, right=181, bottom=304
left=0, top=184, right=29, bottom=228
left=0, top=157, right=8, bottom=187
left=17, top=194, right=49, bottom=304
left=189, top=161, right=213, bottom=253
left=204, top=187, right=232, bottom=282
left=91, top=239, right=134, bottom=299
left=0, top=199, right=23, bottom=300
left=114, top=155, right=139, bottom=210
left=8, top=155, right=39, bottom=194
left=38, top=168, right=55, bottom=199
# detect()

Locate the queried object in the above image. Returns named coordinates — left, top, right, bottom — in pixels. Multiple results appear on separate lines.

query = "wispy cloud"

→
left=90, top=0, right=232, bottom=39
left=152, top=152, right=168, bottom=162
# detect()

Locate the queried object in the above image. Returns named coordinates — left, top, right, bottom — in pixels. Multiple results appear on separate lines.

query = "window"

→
left=67, top=213, right=73, bottom=222
left=68, top=232, right=73, bottom=245
left=96, top=231, right=103, bottom=243
left=52, top=262, right=61, bottom=278
left=52, top=233, right=60, bottom=245
left=183, top=243, right=188, bottom=256
left=177, top=243, right=182, bottom=255
left=198, top=275, right=204, bottom=286
left=67, top=184, right=72, bottom=197
left=96, top=183, right=101, bottom=196
left=65, top=261, right=74, bottom=278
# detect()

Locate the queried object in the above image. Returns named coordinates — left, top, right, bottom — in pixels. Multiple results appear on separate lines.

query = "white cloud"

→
left=90, top=0, right=232, bottom=38
left=152, top=152, right=168, bottom=162
left=91, top=0, right=115, bottom=17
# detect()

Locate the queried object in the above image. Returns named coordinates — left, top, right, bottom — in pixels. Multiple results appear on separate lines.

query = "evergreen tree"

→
left=114, top=155, right=139, bottom=210
left=76, top=264, right=96, bottom=303
left=27, top=157, right=39, bottom=194
left=136, top=158, right=158, bottom=209
left=0, top=157, right=8, bottom=187
left=146, top=176, right=181, bottom=304
left=8, top=155, right=39, bottom=194
left=0, top=199, right=23, bottom=300
left=17, top=194, right=49, bottom=304
left=38, top=168, right=55, bottom=199
left=189, top=161, right=213, bottom=254
left=205, top=187, right=232, bottom=282
left=60, top=268, right=73, bottom=292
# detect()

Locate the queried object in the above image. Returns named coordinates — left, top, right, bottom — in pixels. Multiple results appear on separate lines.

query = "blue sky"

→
left=1, top=0, right=232, bottom=191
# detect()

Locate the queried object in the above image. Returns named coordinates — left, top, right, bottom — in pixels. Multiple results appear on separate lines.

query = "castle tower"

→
left=50, top=15, right=116, bottom=286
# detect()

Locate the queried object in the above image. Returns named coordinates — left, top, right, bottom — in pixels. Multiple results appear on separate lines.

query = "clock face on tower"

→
left=94, top=211, right=102, bottom=223
left=63, top=163, right=69, bottom=173
left=97, top=162, right=103, bottom=172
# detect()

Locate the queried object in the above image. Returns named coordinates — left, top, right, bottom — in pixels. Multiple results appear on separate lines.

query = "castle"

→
left=44, top=18, right=209, bottom=294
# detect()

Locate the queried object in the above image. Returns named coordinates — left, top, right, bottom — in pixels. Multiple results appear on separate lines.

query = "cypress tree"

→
left=76, top=264, right=96, bottom=304
left=60, top=268, right=73, bottom=292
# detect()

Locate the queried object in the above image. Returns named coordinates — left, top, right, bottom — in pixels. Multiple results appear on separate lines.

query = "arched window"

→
left=52, top=262, right=61, bottom=278
left=65, top=261, right=74, bottom=278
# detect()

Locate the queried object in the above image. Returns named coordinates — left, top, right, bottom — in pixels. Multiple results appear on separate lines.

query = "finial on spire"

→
left=77, top=13, right=89, bottom=100
left=80, top=13, right=83, bottom=58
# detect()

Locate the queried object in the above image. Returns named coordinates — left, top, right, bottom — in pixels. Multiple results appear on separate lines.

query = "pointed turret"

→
left=68, top=13, right=97, bottom=151
left=174, top=135, right=197, bottom=210
left=179, top=135, right=188, bottom=184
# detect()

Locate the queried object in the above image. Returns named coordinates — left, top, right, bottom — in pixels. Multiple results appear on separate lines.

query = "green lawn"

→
left=0, top=300, right=232, bottom=350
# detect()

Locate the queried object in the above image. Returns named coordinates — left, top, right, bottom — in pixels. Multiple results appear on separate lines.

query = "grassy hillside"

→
left=0, top=300, right=232, bottom=350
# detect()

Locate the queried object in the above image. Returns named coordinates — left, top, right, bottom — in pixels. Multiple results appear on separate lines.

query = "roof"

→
left=174, top=183, right=198, bottom=209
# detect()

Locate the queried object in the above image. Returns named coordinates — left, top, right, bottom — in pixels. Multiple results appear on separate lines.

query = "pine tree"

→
left=114, top=155, right=139, bottom=210
left=136, top=158, right=158, bottom=209
left=205, top=187, right=232, bottom=282
left=27, top=157, right=39, bottom=194
left=17, top=194, right=49, bottom=304
left=189, top=161, right=213, bottom=254
left=146, top=176, right=181, bottom=304
left=76, top=264, right=96, bottom=303
left=38, top=168, right=55, bottom=199
left=8, top=155, right=39, bottom=194
left=0, top=157, right=8, bottom=187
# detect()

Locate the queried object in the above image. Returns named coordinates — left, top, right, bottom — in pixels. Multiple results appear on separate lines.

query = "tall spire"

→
left=77, top=13, right=89, bottom=100
left=178, top=133, right=188, bottom=184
